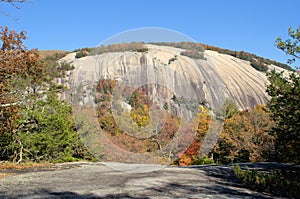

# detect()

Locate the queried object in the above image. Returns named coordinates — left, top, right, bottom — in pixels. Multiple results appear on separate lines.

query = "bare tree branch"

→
left=0, top=0, right=28, bottom=20
left=0, top=0, right=27, bottom=3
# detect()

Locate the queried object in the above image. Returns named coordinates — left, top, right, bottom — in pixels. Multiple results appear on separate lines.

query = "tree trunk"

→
left=15, top=139, right=23, bottom=164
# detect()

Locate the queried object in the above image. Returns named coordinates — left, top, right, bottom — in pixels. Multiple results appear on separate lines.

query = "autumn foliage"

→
left=94, top=77, right=276, bottom=166
left=177, top=106, right=211, bottom=166
left=0, top=27, right=91, bottom=163
left=0, top=27, right=41, bottom=133
left=213, top=105, right=274, bottom=164
left=95, top=80, right=182, bottom=159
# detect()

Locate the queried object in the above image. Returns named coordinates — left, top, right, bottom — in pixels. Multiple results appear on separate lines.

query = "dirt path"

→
left=0, top=162, right=279, bottom=198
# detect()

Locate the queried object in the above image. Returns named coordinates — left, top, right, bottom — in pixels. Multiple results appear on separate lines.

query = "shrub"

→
left=92, top=42, right=148, bottom=55
left=192, top=156, right=215, bottom=165
left=180, top=49, right=205, bottom=59
left=201, top=43, right=292, bottom=71
left=168, top=56, right=177, bottom=64
left=75, top=48, right=92, bottom=58
left=75, top=51, right=87, bottom=58
left=150, top=42, right=205, bottom=52
left=59, top=61, right=74, bottom=71
left=250, top=60, right=268, bottom=72
left=233, top=166, right=300, bottom=198
left=136, top=48, right=148, bottom=53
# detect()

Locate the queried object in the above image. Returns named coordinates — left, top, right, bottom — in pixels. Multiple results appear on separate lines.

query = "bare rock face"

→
left=61, top=44, right=278, bottom=110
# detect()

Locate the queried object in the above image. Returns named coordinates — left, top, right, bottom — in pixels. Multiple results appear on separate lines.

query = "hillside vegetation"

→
left=74, top=41, right=292, bottom=72
left=38, top=50, right=68, bottom=59
left=151, top=42, right=292, bottom=71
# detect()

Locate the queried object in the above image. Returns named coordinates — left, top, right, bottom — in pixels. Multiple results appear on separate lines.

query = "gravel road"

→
left=0, top=162, right=281, bottom=198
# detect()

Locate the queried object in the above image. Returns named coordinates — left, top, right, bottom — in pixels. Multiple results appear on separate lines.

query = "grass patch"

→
left=0, top=162, right=53, bottom=179
left=0, top=161, right=53, bottom=170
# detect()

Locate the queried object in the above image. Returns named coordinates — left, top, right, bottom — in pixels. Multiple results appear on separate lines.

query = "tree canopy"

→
left=0, top=27, right=92, bottom=163
left=276, top=27, right=300, bottom=65
left=266, top=26, right=300, bottom=163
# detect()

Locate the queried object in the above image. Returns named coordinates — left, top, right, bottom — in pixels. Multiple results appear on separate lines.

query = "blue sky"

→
left=1, top=0, right=299, bottom=66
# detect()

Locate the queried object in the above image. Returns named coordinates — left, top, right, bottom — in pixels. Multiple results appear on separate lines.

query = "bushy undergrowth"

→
left=192, top=156, right=215, bottom=165
left=151, top=42, right=206, bottom=60
left=91, top=42, right=148, bottom=55
left=201, top=44, right=292, bottom=71
left=150, top=42, right=205, bottom=52
left=180, top=48, right=205, bottom=59
left=233, top=166, right=300, bottom=198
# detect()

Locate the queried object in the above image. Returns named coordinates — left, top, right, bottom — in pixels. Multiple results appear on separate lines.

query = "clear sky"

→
left=1, top=0, right=299, bottom=66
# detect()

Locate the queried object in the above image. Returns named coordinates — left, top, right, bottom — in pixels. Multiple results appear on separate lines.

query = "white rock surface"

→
left=61, top=44, right=283, bottom=110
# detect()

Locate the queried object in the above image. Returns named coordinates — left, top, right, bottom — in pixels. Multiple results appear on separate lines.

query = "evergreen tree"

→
left=0, top=27, right=92, bottom=163
left=266, top=70, right=300, bottom=162
left=266, top=26, right=300, bottom=163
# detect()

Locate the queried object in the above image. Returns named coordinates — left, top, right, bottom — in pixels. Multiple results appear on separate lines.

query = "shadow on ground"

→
left=0, top=163, right=287, bottom=198
left=0, top=189, right=149, bottom=199
left=146, top=164, right=273, bottom=199
left=0, top=184, right=271, bottom=199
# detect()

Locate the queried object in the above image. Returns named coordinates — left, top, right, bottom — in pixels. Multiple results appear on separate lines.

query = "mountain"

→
left=59, top=43, right=288, bottom=110
left=55, top=43, right=290, bottom=163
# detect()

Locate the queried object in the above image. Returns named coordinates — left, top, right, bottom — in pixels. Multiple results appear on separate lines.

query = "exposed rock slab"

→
left=0, top=162, right=278, bottom=198
left=60, top=44, right=284, bottom=110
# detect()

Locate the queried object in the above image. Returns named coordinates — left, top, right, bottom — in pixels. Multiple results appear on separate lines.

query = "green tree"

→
left=216, top=99, right=239, bottom=120
left=266, top=70, right=300, bottom=162
left=0, top=27, right=45, bottom=162
left=276, top=27, right=300, bottom=65
left=266, top=26, right=300, bottom=163
left=15, top=93, right=89, bottom=162
left=0, top=27, right=91, bottom=163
